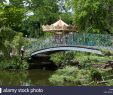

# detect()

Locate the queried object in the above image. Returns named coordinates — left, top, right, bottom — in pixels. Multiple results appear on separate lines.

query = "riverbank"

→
left=0, top=49, right=113, bottom=86
left=49, top=66, right=113, bottom=86
left=49, top=51, right=113, bottom=86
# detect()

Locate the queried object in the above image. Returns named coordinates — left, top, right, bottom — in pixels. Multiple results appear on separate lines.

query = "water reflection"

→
left=0, top=70, right=53, bottom=86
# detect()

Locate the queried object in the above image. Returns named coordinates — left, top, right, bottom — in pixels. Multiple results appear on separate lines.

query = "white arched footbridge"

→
left=26, top=33, right=113, bottom=56
left=31, top=46, right=102, bottom=56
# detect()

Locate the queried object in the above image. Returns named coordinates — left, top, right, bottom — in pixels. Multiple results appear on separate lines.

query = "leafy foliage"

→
left=90, top=68, right=102, bottom=81
left=0, top=3, right=25, bottom=31
left=49, top=66, right=113, bottom=86
left=101, top=49, right=113, bottom=56
left=0, top=57, right=29, bottom=70
left=51, top=52, right=112, bottom=66
left=0, top=26, right=29, bottom=70
left=0, top=27, right=16, bottom=57
left=49, top=66, right=91, bottom=86
left=71, top=0, right=113, bottom=33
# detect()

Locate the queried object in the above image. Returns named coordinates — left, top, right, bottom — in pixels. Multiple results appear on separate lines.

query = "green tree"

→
left=0, top=4, right=25, bottom=31
left=0, top=26, right=30, bottom=58
left=28, top=0, right=59, bottom=24
left=0, top=27, right=16, bottom=58
left=71, top=0, right=113, bottom=33
left=21, top=0, right=60, bottom=37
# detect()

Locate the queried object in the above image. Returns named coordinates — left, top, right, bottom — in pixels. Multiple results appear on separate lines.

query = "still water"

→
left=0, top=70, right=53, bottom=86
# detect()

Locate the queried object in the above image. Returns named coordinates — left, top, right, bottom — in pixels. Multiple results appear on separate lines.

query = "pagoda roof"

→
left=52, top=19, right=69, bottom=27
left=42, top=19, right=77, bottom=32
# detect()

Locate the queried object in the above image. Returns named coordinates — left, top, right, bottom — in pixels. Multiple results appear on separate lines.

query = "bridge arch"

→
left=31, top=46, right=102, bottom=56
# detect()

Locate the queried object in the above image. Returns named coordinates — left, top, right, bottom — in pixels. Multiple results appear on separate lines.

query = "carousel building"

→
left=42, top=19, right=77, bottom=43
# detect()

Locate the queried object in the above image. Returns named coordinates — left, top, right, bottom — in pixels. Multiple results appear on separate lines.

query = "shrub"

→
left=106, top=80, right=113, bottom=86
left=101, top=49, right=113, bottom=56
left=20, top=60, right=29, bottom=70
left=90, top=68, right=102, bottom=81
left=50, top=52, right=75, bottom=67
left=49, top=66, right=108, bottom=86
left=0, top=57, right=29, bottom=70
left=49, top=66, right=91, bottom=86
left=50, top=51, right=112, bottom=69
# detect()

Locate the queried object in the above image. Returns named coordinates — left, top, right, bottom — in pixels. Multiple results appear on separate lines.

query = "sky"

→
left=3, top=0, right=9, bottom=4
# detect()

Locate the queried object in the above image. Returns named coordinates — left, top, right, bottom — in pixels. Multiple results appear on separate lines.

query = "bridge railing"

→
left=26, top=33, right=113, bottom=56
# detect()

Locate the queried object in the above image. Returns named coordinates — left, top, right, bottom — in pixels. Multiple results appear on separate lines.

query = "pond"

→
left=0, top=69, right=53, bottom=86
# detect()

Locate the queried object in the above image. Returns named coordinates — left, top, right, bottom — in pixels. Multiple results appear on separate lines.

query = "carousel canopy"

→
left=42, top=19, right=77, bottom=32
